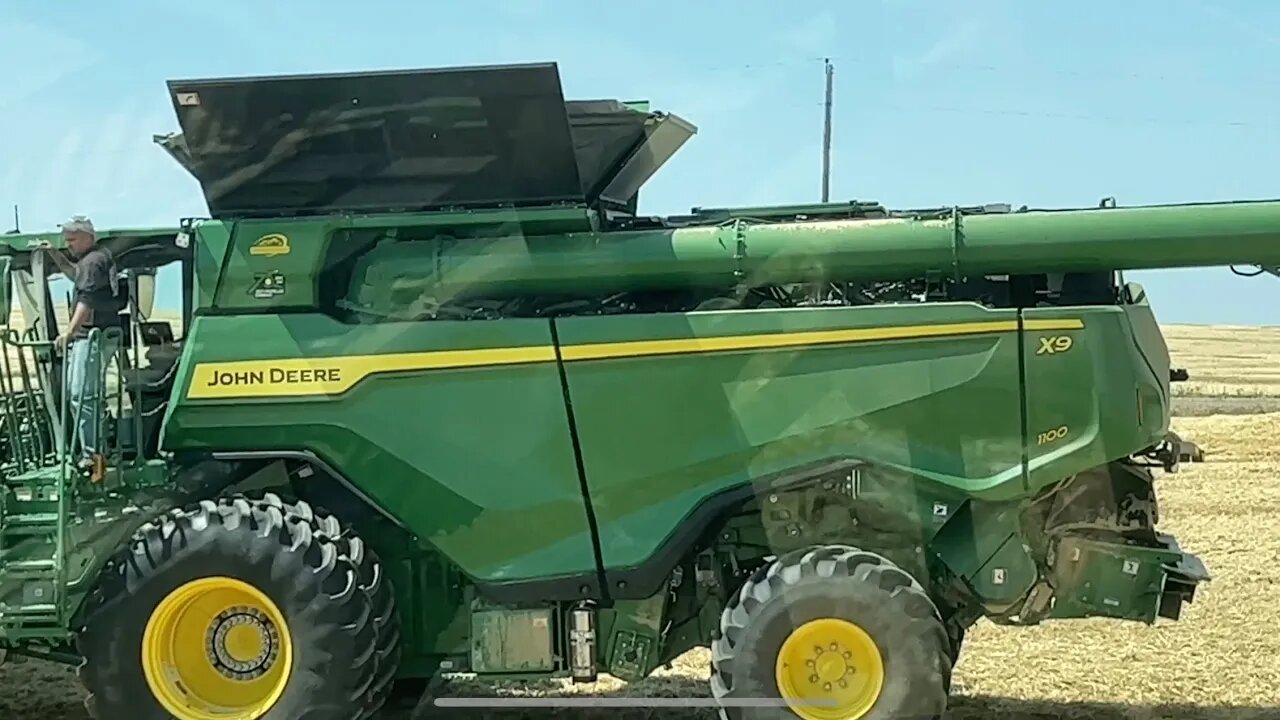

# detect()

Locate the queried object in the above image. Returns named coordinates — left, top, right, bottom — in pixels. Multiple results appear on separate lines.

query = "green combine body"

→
left=0, top=61, right=1275, bottom=720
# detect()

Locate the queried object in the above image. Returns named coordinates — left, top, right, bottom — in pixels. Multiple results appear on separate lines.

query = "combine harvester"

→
left=0, top=61, right=1277, bottom=720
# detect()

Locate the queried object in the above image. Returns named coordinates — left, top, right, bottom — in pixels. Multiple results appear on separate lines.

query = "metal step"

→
left=0, top=460, right=67, bottom=635
left=0, top=603, right=58, bottom=618
left=1, top=559, right=57, bottom=574
left=4, top=485, right=59, bottom=503
left=0, top=513, right=60, bottom=536
left=3, top=513, right=59, bottom=527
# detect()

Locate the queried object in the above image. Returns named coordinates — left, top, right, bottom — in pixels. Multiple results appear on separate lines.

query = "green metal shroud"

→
left=156, top=196, right=1274, bottom=595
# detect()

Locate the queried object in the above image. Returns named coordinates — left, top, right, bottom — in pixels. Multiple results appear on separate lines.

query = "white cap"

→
left=60, top=215, right=94, bottom=234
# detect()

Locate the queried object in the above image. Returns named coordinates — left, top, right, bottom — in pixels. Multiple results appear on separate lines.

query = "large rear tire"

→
left=76, top=492, right=394, bottom=720
left=709, top=545, right=952, bottom=720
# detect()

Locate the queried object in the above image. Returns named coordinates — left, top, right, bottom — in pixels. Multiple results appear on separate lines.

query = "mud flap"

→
left=1156, top=533, right=1211, bottom=621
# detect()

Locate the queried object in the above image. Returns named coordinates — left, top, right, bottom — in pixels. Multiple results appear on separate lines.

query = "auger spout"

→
left=347, top=198, right=1280, bottom=304
left=955, top=199, right=1280, bottom=274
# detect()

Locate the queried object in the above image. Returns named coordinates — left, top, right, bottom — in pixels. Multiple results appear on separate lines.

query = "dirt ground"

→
left=3, top=326, right=1279, bottom=719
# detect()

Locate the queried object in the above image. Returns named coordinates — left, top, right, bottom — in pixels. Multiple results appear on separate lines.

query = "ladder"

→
left=0, top=475, right=64, bottom=631
left=0, top=253, right=75, bottom=638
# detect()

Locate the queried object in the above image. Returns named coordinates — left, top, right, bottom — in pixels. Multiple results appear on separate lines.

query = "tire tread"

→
left=75, top=491, right=397, bottom=720
left=709, top=544, right=952, bottom=720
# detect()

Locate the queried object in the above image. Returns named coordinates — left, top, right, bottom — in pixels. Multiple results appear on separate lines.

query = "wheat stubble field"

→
left=1, top=324, right=1278, bottom=719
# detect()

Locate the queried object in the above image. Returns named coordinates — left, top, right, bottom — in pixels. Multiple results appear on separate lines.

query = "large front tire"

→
left=710, top=545, right=952, bottom=720
left=76, top=493, right=389, bottom=720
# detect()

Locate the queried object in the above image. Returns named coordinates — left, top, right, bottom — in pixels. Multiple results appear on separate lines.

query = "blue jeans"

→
left=66, top=331, right=119, bottom=459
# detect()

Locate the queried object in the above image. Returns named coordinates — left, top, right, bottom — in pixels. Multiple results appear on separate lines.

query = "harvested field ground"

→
left=2, top=325, right=1279, bottom=719
left=1164, top=324, right=1280, bottom=394
left=1166, top=324, right=1280, bottom=416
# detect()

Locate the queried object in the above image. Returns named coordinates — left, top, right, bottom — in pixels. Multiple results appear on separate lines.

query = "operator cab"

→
left=120, top=317, right=184, bottom=458
left=0, top=226, right=191, bottom=478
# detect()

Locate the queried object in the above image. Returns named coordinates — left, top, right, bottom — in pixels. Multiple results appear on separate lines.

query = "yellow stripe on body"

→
left=1023, top=318, right=1086, bottom=331
left=186, top=318, right=1085, bottom=399
left=560, top=318, right=1082, bottom=361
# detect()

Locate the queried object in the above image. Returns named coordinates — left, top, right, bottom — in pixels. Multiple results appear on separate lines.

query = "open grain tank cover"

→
left=163, top=62, right=606, bottom=218
left=563, top=99, right=696, bottom=210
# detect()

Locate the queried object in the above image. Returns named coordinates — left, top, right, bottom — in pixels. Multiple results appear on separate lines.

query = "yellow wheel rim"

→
left=141, top=577, right=293, bottom=720
left=774, top=618, right=885, bottom=720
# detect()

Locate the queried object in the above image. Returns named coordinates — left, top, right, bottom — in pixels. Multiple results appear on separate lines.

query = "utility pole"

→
left=821, top=58, right=834, bottom=202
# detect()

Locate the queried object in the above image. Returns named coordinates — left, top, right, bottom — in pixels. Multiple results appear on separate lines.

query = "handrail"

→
left=52, top=329, right=80, bottom=628
left=0, top=329, right=25, bottom=474
left=20, top=328, right=52, bottom=464
left=3, top=336, right=55, bottom=348
left=28, top=326, right=64, bottom=461
left=14, top=329, right=51, bottom=466
left=0, top=327, right=60, bottom=474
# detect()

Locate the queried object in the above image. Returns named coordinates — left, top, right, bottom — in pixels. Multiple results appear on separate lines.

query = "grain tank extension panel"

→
left=158, top=62, right=695, bottom=218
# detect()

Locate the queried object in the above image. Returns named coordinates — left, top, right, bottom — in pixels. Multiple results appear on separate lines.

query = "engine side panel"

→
left=1021, top=302, right=1172, bottom=492
left=553, top=303, right=1030, bottom=576
left=160, top=313, right=600, bottom=587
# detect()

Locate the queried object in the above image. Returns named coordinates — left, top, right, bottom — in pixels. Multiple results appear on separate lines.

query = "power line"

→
left=710, top=99, right=1262, bottom=131
left=654, top=53, right=1280, bottom=91
left=789, top=54, right=1274, bottom=86
left=851, top=103, right=1262, bottom=129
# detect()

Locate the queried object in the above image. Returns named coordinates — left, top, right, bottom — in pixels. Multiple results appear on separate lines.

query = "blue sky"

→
left=2, top=0, right=1278, bottom=325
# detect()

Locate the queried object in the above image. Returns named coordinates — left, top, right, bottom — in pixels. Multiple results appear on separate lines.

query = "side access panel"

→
left=554, top=303, right=1031, bottom=597
left=1021, top=304, right=1169, bottom=491
left=162, top=313, right=600, bottom=592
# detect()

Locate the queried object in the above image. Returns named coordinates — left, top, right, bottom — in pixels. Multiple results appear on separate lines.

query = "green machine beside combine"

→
left=1, top=61, right=1277, bottom=719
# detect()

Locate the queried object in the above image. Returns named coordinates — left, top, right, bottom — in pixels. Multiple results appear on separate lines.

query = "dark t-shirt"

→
left=72, top=246, right=121, bottom=338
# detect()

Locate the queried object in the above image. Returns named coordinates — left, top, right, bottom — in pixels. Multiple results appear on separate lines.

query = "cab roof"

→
left=0, top=226, right=184, bottom=271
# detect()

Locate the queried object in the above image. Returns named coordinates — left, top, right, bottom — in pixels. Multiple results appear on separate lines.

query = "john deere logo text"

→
left=206, top=367, right=341, bottom=388
left=249, top=233, right=290, bottom=257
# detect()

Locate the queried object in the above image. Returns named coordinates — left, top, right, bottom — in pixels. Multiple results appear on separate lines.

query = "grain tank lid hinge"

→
left=153, top=131, right=194, bottom=174
left=161, top=62, right=595, bottom=219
